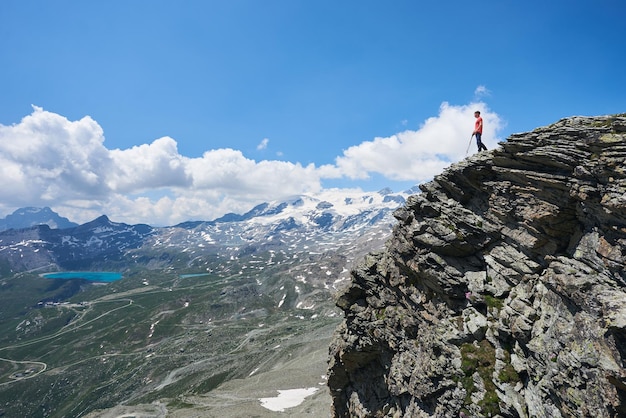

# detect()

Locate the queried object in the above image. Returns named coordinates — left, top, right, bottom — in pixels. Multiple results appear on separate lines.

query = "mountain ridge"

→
left=328, top=114, right=626, bottom=417
left=0, top=188, right=410, bottom=275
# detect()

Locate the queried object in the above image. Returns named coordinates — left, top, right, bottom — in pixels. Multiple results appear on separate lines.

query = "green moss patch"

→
left=459, top=339, right=500, bottom=415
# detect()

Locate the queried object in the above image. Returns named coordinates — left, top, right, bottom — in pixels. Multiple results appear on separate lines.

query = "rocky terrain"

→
left=328, top=115, right=626, bottom=417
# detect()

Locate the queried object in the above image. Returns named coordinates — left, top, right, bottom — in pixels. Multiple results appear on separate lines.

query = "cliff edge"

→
left=328, top=115, right=626, bottom=417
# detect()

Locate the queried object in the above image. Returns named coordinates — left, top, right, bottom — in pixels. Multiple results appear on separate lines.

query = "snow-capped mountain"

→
left=0, top=188, right=411, bottom=276
left=147, top=188, right=410, bottom=288
left=181, top=187, right=407, bottom=228
left=0, top=206, right=78, bottom=232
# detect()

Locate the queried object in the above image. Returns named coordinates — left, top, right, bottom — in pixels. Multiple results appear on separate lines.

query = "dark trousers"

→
left=475, top=133, right=487, bottom=151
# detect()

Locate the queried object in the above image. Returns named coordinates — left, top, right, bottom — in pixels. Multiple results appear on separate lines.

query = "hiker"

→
left=473, top=111, right=488, bottom=151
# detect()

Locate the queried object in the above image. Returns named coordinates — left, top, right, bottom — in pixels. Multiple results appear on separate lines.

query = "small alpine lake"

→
left=42, top=271, right=122, bottom=282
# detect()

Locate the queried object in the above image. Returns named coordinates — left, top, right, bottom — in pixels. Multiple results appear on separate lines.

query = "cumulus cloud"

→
left=188, top=149, right=320, bottom=195
left=0, top=100, right=504, bottom=225
left=324, top=101, right=503, bottom=183
left=0, top=106, right=112, bottom=205
left=0, top=106, right=326, bottom=224
left=108, top=136, right=191, bottom=193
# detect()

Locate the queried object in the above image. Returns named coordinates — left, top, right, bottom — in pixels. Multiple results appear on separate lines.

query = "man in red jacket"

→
left=473, top=111, right=488, bottom=152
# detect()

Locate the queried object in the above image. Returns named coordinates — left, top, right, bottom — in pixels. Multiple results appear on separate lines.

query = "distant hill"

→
left=0, top=207, right=78, bottom=231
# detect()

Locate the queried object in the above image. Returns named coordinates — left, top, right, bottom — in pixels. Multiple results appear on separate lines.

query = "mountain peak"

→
left=0, top=206, right=78, bottom=231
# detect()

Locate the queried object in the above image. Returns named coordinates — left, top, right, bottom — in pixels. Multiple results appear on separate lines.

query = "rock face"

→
left=328, top=115, right=626, bottom=417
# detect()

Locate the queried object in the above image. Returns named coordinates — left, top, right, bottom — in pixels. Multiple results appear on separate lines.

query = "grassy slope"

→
left=0, top=250, right=342, bottom=417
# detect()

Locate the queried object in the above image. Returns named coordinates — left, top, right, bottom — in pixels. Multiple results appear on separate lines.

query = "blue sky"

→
left=0, top=0, right=624, bottom=225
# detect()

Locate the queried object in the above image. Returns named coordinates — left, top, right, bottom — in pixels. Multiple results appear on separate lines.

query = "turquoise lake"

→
left=42, top=272, right=122, bottom=282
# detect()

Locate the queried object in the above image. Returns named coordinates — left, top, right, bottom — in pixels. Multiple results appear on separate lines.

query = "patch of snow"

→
left=92, top=226, right=115, bottom=233
left=259, top=387, right=318, bottom=412
left=86, top=236, right=103, bottom=246
left=277, top=293, right=286, bottom=308
left=148, top=320, right=159, bottom=338
left=296, top=301, right=315, bottom=310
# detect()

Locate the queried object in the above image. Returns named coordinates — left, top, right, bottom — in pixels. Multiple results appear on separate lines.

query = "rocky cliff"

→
left=328, top=115, right=626, bottom=417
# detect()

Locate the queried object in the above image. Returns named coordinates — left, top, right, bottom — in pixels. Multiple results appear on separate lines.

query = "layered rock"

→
left=328, top=115, right=626, bottom=417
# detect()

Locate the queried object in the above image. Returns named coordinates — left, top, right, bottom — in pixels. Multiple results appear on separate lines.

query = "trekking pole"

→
left=465, top=134, right=474, bottom=156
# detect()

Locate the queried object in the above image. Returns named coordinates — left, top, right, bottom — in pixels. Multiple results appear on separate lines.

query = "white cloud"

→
left=325, top=101, right=503, bottom=183
left=108, top=136, right=191, bottom=193
left=257, top=137, right=269, bottom=150
left=187, top=149, right=321, bottom=196
left=0, top=106, right=112, bottom=205
left=474, top=85, right=491, bottom=98
left=0, top=101, right=504, bottom=225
